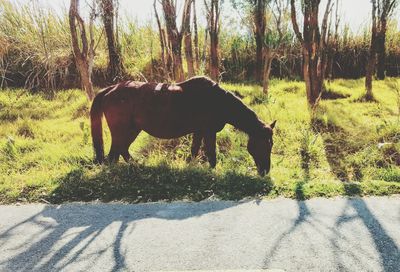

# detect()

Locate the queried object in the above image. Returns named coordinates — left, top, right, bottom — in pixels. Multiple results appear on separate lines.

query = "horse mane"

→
left=223, top=88, right=269, bottom=137
left=178, top=76, right=216, bottom=89
left=178, top=76, right=269, bottom=137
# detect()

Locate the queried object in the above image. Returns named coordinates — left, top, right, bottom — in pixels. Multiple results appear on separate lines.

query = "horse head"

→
left=247, top=120, right=276, bottom=176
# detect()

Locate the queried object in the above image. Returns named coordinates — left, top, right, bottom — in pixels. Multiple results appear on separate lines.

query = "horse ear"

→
left=270, top=120, right=277, bottom=129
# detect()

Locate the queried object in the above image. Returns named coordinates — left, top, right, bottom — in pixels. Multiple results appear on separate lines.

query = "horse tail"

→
left=90, top=87, right=111, bottom=163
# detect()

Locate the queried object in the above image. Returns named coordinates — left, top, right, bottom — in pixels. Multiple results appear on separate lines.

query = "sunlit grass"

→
left=0, top=78, right=399, bottom=203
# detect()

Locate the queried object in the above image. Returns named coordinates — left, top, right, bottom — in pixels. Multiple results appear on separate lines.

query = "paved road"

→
left=0, top=197, right=400, bottom=272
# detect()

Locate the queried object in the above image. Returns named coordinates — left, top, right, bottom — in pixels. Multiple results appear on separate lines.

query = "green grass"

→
left=1, top=78, right=400, bottom=204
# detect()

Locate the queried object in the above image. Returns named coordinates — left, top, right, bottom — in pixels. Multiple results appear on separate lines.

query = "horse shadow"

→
left=48, top=162, right=272, bottom=203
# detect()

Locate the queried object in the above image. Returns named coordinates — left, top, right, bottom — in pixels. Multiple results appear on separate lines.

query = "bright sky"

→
left=12, top=0, right=400, bottom=34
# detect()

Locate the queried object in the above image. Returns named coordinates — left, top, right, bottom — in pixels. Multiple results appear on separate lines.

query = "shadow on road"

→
left=0, top=201, right=244, bottom=272
left=335, top=198, right=400, bottom=272
left=263, top=194, right=400, bottom=272
left=1, top=197, right=399, bottom=271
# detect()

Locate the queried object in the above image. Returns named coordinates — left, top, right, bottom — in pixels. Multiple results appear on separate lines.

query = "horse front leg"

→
left=204, top=132, right=217, bottom=168
left=188, top=132, right=203, bottom=162
left=121, top=129, right=141, bottom=162
left=109, top=125, right=141, bottom=163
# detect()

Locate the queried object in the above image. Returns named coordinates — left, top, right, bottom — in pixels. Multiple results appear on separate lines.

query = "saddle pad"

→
left=155, top=83, right=165, bottom=91
left=154, top=83, right=183, bottom=93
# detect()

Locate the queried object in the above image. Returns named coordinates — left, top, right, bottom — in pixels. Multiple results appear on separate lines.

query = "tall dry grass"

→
left=0, top=0, right=399, bottom=90
left=0, top=0, right=73, bottom=90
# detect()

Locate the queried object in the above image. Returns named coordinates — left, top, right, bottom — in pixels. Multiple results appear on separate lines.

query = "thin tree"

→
left=69, top=0, right=96, bottom=100
left=263, top=0, right=290, bottom=94
left=365, top=0, right=378, bottom=100
left=161, top=0, right=182, bottom=81
left=376, top=0, right=398, bottom=80
left=326, top=0, right=341, bottom=81
left=154, top=0, right=169, bottom=78
left=254, top=0, right=266, bottom=83
left=290, top=0, right=333, bottom=106
left=231, top=0, right=266, bottom=82
left=204, top=0, right=222, bottom=81
left=182, top=0, right=195, bottom=77
left=366, top=0, right=398, bottom=99
left=193, top=0, right=200, bottom=72
left=100, top=0, right=125, bottom=83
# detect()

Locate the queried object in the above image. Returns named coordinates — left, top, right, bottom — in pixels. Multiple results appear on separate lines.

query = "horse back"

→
left=101, top=77, right=227, bottom=138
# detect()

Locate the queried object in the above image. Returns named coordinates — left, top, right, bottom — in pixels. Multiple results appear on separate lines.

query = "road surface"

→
left=0, top=196, right=400, bottom=272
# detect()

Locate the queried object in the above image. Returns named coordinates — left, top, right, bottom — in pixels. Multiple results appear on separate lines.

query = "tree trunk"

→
left=154, top=0, right=167, bottom=77
left=298, top=2, right=322, bottom=105
left=182, top=0, right=195, bottom=78
left=202, top=25, right=208, bottom=69
left=365, top=51, right=376, bottom=100
left=304, top=46, right=322, bottom=105
left=161, top=0, right=184, bottom=82
left=366, top=30, right=377, bottom=100
left=170, top=37, right=185, bottom=81
left=254, top=0, right=266, bottom=83
left=193, top=0, right=200, bottom=72
left=101, top=0, right=124, bottom=83
left=184, top=34, right=195, bottom=77
left=255, top=33, right=264, bottom=83
left=165, top=32, right=174, bottom=80
left=366, top=0, right=399, bottom=93
left=210, top=32, right=219, bottom=81
left=365, top=0, right=378, bottom=100
left=326, top=49, right=334, bottom=81
left=205, top=0, right=221, bottom=81
left=327, top=0, right=340, bottom=81
left=78, top=62, right=95, bottom=100
left=290, top=0, right=331, bottom=106
left=376, top=19, right=387, bottom=80
left=69, top=0, right=94, bottom=101
left=262, top=48, right=273, bottom=94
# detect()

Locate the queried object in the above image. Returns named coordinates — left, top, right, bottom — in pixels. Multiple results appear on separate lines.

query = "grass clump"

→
left=17, top=120, right=35, bottom=138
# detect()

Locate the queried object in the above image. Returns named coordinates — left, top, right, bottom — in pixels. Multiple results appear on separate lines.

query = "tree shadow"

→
left=321, top=89, right=350, bottom=100
left=0, top=201, right=249, bottom=272
left=47, top=162, right=272, bottom=204
left=298, top=131, right=312, bottom=181
left=334, top=198, right=400, bottom=272
left=263, top=191, right=400, bottom=271
left=311, top=116, right=354, bottom=181
left=263, top=181, right=312, bottom=267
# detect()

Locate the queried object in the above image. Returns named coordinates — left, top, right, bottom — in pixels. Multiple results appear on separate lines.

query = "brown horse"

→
left=90, top=76, right=276, bottom=176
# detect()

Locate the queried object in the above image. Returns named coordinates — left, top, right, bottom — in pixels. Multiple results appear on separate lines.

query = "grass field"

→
left=0, top=78, right=399, bottom=204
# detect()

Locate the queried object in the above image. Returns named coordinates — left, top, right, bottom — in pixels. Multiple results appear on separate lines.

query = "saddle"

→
left=154, top=83, right=183, bottom=93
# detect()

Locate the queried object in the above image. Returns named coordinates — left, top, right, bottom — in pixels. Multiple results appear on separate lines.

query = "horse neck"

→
left=225, top=94, right=265, bottom=136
